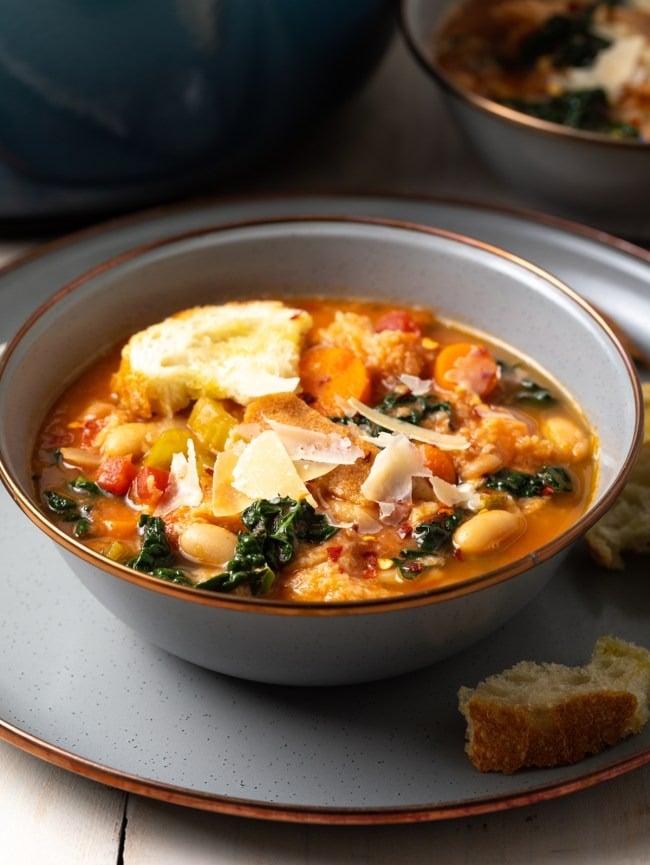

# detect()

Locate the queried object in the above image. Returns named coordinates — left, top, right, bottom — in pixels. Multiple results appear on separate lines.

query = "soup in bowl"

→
left=0, top=217, right=643, bottom=684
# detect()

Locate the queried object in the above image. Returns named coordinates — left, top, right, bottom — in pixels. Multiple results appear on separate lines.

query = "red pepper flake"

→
left=397, top=523, right=412, bottom=540
left=327, top=545, right=343, bottom=562
left=363, top=551, right=378, bottom=579
left=403, top=560, right=424, bottom=576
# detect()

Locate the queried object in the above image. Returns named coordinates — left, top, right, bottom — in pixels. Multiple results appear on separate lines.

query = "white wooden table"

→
left=1, top=738, right=648, bottom=864
left=1, top=33, right=648, bottom=865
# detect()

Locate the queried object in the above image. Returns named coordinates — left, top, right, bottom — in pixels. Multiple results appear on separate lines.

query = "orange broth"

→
left=33, top=297, right=597, bottom=602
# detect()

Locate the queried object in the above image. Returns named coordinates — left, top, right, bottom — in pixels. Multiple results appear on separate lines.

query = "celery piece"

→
left=188, top=397, right=237, bottom=453
left=143, top=427, right=193, bottom=469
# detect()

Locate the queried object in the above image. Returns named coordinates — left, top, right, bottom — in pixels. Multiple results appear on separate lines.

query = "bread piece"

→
left=458, top=635, right=650, bottom=774
left=112, top=301, right=313, bottom=418
left=585, top=381, right=650, bottom=569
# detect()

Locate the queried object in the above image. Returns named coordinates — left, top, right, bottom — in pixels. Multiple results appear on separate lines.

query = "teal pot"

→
left=0, top=0, right=394, bottom=186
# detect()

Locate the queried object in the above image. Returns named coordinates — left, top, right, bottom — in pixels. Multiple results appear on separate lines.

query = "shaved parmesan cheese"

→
left=398, top=373, right=433, bottom=395
left=347, top=397, right=468, bottom=450
left=361, top=433, right=432, bottom=517
left=211, top=419, right=362, bottom=514
left=235, top=371, right=300, bottom=399
left=231, top=429, right=314, bottom=505
left=374, top=431, right=400, bottom=448
left=431, top=476, right=483, bottom=511
left=358, top=430, right=399, bottom=448
left=232, top=422, right=262, bottom=441
left=293, top=461, right=340, bottom=482
left=264, top=418, right=364, bottom=464
left=565, top=34, right=645, bottom=100
left=316, top=502, right=382, bottom=534
left=155, top=439, right=202, bottom=515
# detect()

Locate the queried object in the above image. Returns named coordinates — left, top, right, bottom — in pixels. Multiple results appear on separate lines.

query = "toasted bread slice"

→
left=112, top=301, right=312, bottom=417
left=458, top=635, right=650, bottom=774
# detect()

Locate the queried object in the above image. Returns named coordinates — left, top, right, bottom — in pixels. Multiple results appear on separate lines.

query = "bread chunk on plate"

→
left=458, top=636, right=650, bottom=774
left=585, top=382, right=650, bottom=569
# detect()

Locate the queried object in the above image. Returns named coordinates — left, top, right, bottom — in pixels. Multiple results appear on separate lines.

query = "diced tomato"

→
left=375, top=309, right=422, bottom=335
left=96, top=455, right=138, bottom=496
left=129, top=465, right=170, bottom=507
left=327, top=545, right=344, bottom=562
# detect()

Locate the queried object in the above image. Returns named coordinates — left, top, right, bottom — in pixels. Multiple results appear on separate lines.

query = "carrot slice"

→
left=433, top=342, right=499, bottom=397
left=299, top=345, right=371, bottom=416
left=419, top=444, right=457, bottom=484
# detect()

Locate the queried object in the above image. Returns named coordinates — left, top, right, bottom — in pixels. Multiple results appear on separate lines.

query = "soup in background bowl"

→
left=400, top=0, right=650, bottom=235
left=435, top=0, right=650, bottom=141
left=0, top=217, right=643, bottom=685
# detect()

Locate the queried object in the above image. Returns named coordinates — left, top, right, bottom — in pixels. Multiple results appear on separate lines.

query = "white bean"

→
left=179, top=522, right=238, bottom=567
left=453, top=509, right=524, bottom=556
left=101, top=422, right=152, bottom=457
left=541, top=415, right=590, bottom=462
left=460, top=452, right=503, bottom=481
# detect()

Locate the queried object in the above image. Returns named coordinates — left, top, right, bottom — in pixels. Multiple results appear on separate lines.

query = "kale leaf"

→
left=517, top=2, right=611, bottom=69
left=511, top=377, right=555, bottom=405
left=127, top=514, right=180, bottom=574
left=502, top=89, right=639, bottom=137
left=199, top=497, right=339, bottom=596
left=374, top=391, right=451, bottom=426
left=68, top=476, right=103, bottom=496
left=393, top=509, right=464, bottom=579
left=126, top=515, right=215, bottom=586
left=332, top=388, right=451, bottom=435
left=484, top=466, right=573, bottom=498
left=497, top=362, right=556, bottom=405
left=124, top=499, right=338, bottom=596
left=43, top=481, right=97, bottom=538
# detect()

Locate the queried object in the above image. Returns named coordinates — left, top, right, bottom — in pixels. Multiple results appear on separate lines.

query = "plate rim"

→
left=2, top=711, right=649, bottom=825
left=3, top=190, right=650, bottom=281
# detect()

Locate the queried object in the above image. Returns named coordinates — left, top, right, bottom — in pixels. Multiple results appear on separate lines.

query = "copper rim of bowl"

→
left=0, top=214, right=644, bottom=616
left=399, top=0, right=650, bottom=151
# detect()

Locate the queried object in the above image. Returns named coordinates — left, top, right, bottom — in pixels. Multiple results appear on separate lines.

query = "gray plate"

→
left=0, top=194, right=648, bottom=823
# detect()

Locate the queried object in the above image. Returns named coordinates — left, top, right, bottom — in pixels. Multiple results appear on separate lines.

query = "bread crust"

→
left=461, top=691, right=639, bottom=774
left=458, top=636, right=650, bottom=773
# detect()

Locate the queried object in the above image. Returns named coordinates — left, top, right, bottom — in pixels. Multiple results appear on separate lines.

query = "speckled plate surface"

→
left=0, top=194, right=648, bottom=823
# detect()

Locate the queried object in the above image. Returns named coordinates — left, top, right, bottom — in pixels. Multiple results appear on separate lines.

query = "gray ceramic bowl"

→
left=400, top=0, right=650, bottom=237
left=0, top=217, right=643, bottom=685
